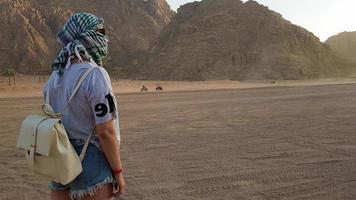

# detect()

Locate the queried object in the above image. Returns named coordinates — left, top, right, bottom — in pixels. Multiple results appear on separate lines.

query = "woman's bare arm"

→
left=96, top=120, right=126, bottom=195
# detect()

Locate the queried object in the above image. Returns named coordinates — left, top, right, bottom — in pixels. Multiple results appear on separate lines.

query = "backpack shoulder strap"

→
left=62, top=66, right=99, bottom=113
left=45, top=66, right=99, bottom=111
left=44, top=65, right=99, bottom=162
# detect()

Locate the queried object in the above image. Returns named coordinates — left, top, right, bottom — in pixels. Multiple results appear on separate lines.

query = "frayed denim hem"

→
left=70, top=176, right=115, bottom=200
left=48, top=182, right=68, bottom=191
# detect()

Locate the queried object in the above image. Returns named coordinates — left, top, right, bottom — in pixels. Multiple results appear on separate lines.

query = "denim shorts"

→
left=48, top=139, right=115, bottom=199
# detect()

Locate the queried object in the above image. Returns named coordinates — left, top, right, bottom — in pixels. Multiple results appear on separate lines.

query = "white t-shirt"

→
left=43, top=62, right=120, bottom=148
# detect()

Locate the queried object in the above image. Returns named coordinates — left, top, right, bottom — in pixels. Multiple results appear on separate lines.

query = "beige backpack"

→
left=17, top=66, right=98, bottom=185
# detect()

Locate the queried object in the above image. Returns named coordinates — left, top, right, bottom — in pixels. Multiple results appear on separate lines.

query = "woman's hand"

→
left=113, top=173, right=126, bottom=197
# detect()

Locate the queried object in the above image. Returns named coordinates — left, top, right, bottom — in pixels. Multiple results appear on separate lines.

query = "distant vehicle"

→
left=141, top=85, right=148, bottom=92
left=156, top=86, right=163, bottom=91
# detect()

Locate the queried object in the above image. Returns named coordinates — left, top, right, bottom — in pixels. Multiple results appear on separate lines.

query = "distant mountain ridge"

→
left=1, top=0, right=354, bottom=80
left=325, top=31, right=356, bottom=64
left=141, top=0, right=354, bottom=80
left=0, top=0, right=174, bottom=76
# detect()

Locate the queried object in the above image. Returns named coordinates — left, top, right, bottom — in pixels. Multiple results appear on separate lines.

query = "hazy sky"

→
left=166, top=0, right=356, bottom=41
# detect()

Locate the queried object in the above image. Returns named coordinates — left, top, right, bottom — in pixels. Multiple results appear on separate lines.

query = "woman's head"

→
left=52, top=12, right=109, bottom=75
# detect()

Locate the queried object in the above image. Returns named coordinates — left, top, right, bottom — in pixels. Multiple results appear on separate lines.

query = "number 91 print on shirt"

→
left=85, top=67, right=118, bottom=125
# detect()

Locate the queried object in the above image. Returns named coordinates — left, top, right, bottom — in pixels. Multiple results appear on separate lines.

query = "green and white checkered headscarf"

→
left=52, top=12, right=109, bottom=75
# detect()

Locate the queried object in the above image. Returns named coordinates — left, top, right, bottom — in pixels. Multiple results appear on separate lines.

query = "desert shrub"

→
left=2, top=68, right=16, bottom=86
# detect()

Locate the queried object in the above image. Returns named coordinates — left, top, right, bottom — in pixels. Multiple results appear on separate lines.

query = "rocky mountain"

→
left=141, top=0, right=353, bottom=80
left=2, top=0, right=354, bottom=80
left=325, top=31, right=356, bottom=64
left=0, top=0, right=174, bottom=76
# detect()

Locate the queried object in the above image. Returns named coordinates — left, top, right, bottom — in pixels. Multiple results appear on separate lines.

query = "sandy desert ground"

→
left=1, top=83, right=356, bottom=199
left=3, top=75, right=356, bottom=98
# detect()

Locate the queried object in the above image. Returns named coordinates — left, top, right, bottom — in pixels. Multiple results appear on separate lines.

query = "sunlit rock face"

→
left=326, top=31, right=356, bottom=64
left=0, top=0, right=174, bottom=75
left=141, top=0, right=351, bottom=80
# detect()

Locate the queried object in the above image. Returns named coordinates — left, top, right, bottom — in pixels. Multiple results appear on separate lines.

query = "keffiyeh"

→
left=52, top=12, right=109, bottom=75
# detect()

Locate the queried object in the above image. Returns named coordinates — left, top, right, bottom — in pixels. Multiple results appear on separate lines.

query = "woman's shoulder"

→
left=80, top=63, right=112, bottom=89
left=70, top=62, right=108, bottom=78
left=73, top=62, right=109, bottom=74
left=71, top=62, right=93, bottom=70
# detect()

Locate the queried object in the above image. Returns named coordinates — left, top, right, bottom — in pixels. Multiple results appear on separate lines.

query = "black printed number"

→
left=94, top=94, right=116, bottom=117
left=95, top=103, right=108, bottom=117
left=105, top=94, right=116, bottom=113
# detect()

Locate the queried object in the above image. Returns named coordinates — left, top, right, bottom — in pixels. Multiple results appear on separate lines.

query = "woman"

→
left=43, top=12, right=126, bottom=200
